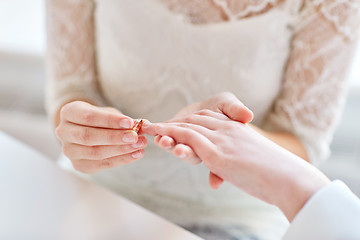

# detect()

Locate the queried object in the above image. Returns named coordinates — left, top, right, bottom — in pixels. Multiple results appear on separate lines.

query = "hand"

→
left=143, top=92, right=253, bottom=188
left=174, top=92, right=253, bottom=122
left=55, top=101, right=147, bottom=174
left=150, top=110, right=330, bottom=221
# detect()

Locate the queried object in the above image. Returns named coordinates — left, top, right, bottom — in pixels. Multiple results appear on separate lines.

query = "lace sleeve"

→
left=45, top=0, right=107, bottom=124
left=263, top=0, right=360, bottom=165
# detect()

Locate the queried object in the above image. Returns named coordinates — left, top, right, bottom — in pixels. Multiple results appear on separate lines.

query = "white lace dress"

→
left=45, top=0, right=360, bottom=239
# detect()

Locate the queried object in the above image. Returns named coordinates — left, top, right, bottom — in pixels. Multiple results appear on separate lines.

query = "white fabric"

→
left=45, top=0, right=360, bottom=239
left=283, top=180, right=360, bottom=240
left=45, top=0, right=360, bottom=164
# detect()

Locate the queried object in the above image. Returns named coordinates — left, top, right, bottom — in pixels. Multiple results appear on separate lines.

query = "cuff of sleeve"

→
left=282, top=180, right=360, bottom=240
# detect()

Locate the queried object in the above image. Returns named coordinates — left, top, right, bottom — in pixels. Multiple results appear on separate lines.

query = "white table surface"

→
left=0, top=131, right=202, bottom=240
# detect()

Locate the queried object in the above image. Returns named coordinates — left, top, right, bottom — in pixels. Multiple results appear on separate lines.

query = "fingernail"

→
left=120, top=119, right=132, bottom=129
left=123, top=132, right=137, bottom=143
left=132, top=139, right=144, bottom=148
left=132, top=150, right=143, bottom=159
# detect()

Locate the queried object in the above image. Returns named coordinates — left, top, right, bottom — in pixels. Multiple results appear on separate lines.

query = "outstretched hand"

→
left=142, top=92, right=253, bottom=189
left=144, top=110, right=330, bottom=222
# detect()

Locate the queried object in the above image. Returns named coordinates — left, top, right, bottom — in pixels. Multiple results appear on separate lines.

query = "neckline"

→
left=151, top=0, right=290, bottom=28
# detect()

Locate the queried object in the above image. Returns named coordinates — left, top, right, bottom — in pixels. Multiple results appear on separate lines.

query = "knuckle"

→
left=122, top=145, right=132, bottom=153
left=98, top=159, right=115, bottom=169
left=179, top=123, right=191, bottom=129
left=180, top=115, right=192, bottom=123
left=109, top=131, right=120, bottom=143
left=178, top=128, right=192, bottom=140
left=89, top=146, right=102, bottom=159
left=196, top=109, right=212, bottom=116
left=106, top=115, right=118, bottom=128
left=79, top=127, right=91, bottom=144
left=81, top=111, right=95, bottom=125
left=223, top=122, right=234, bottom=131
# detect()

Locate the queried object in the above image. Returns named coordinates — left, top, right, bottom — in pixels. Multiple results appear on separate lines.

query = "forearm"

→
left=263, top=147, right=330, bottom=222
left=246, top=125, right=327, bottom=221
left=250, top=124, right=309, bottom=162
left=150, top=114, right=329, bottom=222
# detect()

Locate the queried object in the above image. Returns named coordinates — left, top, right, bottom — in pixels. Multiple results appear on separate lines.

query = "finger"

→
left=166, top=113, right=226, bottom=131
left=212, top=92, right=253, bottom=123
left=63, top=136, right=147, bottom=160
left=172, top=144, right=201, bottom=165
left=61, top=101, right=134, bottom=129
left=154, top=123, right=217, bottom=162
left=56, top=122, right=138, bottom=146
left=158, top=136, right=176, bottom=150
left=154, top=135, right=162, bottom=145
left=143, top=113, right=227, bottom=136
left=195, top=109, right=230, bottom=120
left=71, top=149, right=145, bottom=174
left=138, top=120, right=156, bottom=135
left=209, top=172, right=224, bottom=190
left=156, top=122, right=217, bottom=137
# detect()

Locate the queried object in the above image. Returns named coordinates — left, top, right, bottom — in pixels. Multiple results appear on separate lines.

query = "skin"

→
left=54, top=93, right=253, bottom=175
left=143, top=111, right=330, bottom=222
left=145, top=92, right=309, bottom=188
left=54, top=93, right=326, bottom=220
left=55, top=101, right=147, bottom=174
left=54, top=92, right=308, bottom=179
left=143, top=92, right=254, bottom=186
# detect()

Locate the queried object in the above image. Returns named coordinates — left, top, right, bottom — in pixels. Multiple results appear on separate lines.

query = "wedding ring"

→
left=132, top=119, right=144, bottom=133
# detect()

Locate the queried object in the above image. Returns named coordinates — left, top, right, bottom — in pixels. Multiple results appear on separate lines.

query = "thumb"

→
left=218, top=94, right=253, bottom=123
left=209, top=172, right=224, bottom=189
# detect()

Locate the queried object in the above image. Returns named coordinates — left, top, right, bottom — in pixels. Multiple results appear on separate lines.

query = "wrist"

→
left=274, top=155, right=330, bottom=221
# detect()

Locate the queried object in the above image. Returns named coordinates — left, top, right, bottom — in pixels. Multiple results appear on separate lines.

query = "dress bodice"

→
left=95, top=0, right=298, bottom=125
left=86, top=1, right=302, bottom=238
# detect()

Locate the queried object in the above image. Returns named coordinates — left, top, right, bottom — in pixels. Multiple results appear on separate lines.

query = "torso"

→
left=87, top=0, right=302, bottom=237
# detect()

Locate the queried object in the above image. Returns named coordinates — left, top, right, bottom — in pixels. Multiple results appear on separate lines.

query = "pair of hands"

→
left=55, top=93, right=251, bottom=175
left=55, top=92, right=329, bottom=221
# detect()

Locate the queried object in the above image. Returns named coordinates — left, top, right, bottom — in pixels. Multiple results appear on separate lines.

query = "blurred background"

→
left=0, top=0, right=359, bottom=196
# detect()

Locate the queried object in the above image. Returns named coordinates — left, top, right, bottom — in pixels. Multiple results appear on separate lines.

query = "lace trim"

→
left=159, top=0, right=284, bottom=24
left=298, top=0, right=360, bottom=40
left=212, top=0, right=278, bottom=20
left=264, top=0, right=360, bottom=162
